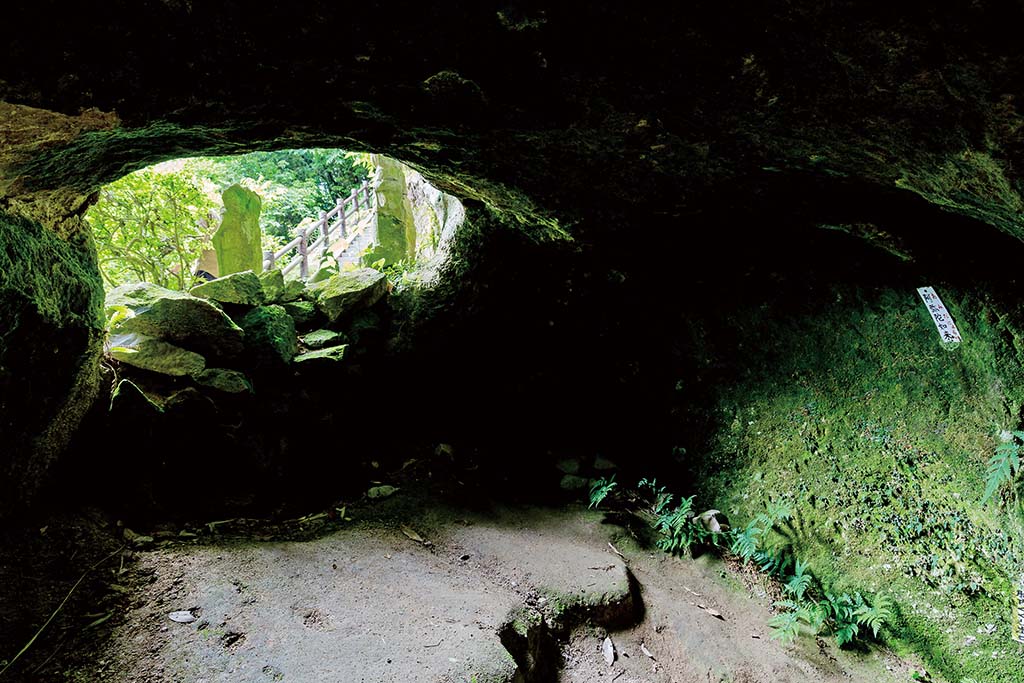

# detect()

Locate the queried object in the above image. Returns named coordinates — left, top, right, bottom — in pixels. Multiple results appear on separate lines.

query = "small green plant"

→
left=588, top=475, right=617, bottom=509
left=982, top=431, right=1023, bottom=505
left=770, top=582, right=893, bottom=648
left=767, top=608, right=805, bottom=643
left=784, top=559, right=812, bottom=601
left=853, top=593, right=893, bottom=638
left=103, top=305, right=139, bottom=356
left=635, top=478, right=718, bottom=556
left=728, top=502, right=792, bottom=575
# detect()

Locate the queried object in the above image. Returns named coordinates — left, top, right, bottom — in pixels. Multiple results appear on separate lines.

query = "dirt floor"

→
left=0, top=492, right=933, bottom=683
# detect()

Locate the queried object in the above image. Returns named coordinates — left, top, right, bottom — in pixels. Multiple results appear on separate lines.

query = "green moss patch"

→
left=683, top=284, right=1024, bottom=681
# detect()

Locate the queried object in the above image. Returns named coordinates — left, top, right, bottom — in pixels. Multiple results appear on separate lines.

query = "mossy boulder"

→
left=294, top=344, right=348, bottom=365
left=109, top=379, right=163, bottom=417
left=258, top=269, right=286, bottom=303
left=106, top=282, right=244, bottom=359
left=190, top=270, right=264, bottom=306
left=238, top=305, right=298, bottom=365
left=107, top=332, right=206, bottom=376
left=281, top=278, right=306, bottom=303
left=282, top=300, right=317, bottom=327
left=301, top=329, right=347, bottom=349
left=308, top=268, right=388, bottom=325
left=192, top=368, right=252, bottom=394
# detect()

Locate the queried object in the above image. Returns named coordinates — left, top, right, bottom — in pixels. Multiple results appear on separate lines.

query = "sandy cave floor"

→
left=14, top=496, right=934, bottom=683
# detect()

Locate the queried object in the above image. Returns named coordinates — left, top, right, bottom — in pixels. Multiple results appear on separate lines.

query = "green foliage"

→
left=982, top=431, right=1024, bottom=505
left=87, top=164, right=217, bottom=290
left=652, top=494, right=702, bottom=555
left=638, top=477, right=674, bottom=515
left=198, top=149, right=366, bottom=239
left=854, top=593, right=894, bottom=638
left=102, top=304, right=138, bottom=355
left=588, top=475, right=617, bottom=509
left=87, top=149, right=368, bottom=290
left=767, top=608, right=804, bottom=644
left=784, top=559, right=812, bottom=601
left=728, top=502, right=792, bottom=574
left=770, top=583, right=893, bottom=648
left=635, top=478, right=717, bottom=556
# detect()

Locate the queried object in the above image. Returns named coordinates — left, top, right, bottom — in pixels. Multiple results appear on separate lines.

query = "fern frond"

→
left=730, top=524, right=760, bottom=563
left=755, top=549, right=791, bottom=576
left=854, top=594, right=893, bottom=638
left=768, top=611, right=802, bottom=644
left=982, top=442, right=1018, bottom=505
left=784, top=560, right=813, bottom=600
left=588, top=475, right=617, bottom=509
left=834, top=621, right=859, bottom=647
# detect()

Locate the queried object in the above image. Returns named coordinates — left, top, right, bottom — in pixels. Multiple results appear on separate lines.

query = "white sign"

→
left=917, top=286, right=962, bottom=344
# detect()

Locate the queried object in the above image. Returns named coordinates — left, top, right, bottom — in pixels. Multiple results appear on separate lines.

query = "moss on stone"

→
left=213, top=185, right=264, bottom=276
left=282, top=300, right=317, bottom=328
left=239, top=305, right=298, bottom=365
left=190, top=270, right=264, bottom=306
left=0, top=209, right=104, bottom=514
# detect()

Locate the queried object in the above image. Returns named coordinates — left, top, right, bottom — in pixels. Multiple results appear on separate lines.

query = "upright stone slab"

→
left=213, top=184, right=264, bottom=276
left=364, top=155, right=416, bottom=266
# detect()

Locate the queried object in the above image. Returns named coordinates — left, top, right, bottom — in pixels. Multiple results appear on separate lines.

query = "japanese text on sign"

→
left=916, top=286, right=962, bottom=344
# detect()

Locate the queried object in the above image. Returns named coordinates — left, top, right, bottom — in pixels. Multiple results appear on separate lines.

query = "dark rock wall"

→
left=0, top=210, right=103, bottom=515
left=2, top=0, right=1024, bottom=507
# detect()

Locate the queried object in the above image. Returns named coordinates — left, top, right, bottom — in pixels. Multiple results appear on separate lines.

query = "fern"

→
left=754, top=549, right=791, bottom=576
left=654, top=496, right=705, bottom=555
left=768, top=610, right=803, bottom=644
left=763, top=501, right=793, bottom=527
left=784, top=559, right=812, bottom=600
left=854, top=594, right=893, bottom=638
left=834, top=620, right=860, bottom=647
left=730, top=523, right=760, bottom=563
left=588, top=475, right=617, bottom=509
left=982, top=435, right=1022, bottom=505
left=638, top=477, right=674, bottom=515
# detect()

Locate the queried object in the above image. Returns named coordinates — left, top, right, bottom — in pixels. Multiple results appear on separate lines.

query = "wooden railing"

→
left=263, top=168, right=381, bottom=279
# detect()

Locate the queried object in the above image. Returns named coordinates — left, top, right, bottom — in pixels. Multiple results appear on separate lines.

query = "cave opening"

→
left=85, top=148, right=464, bottom=295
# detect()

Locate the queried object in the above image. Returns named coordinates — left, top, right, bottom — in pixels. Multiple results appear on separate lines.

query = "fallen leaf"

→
left=640, top=642, right=654, bottom=659
left=697, top=604, right=725, bottom=620
left=401, top=525, right=425, bottom=543
left=367, top=485, right=398, bottom=499
left=84, top=612, right=113, bottom=629
left=602, top=636, right=616, bottom=666
left=168, top=610, right=196, bottom=624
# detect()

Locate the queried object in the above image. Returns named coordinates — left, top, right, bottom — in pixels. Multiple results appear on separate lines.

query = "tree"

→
left=87, top=164, right=217, bottom=290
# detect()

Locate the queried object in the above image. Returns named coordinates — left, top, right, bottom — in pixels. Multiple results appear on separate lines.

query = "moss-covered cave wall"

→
left=6, top=2, right=1024, bottom=679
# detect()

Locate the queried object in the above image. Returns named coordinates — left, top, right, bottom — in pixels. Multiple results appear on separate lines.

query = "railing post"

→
left=336, top=197, right=346, bottom=237
left=320, top=210, right=329, bottom=246
left=298, top=227, right=309, bottom=280
left=264, top=249, right=275, bottom=270
left=361, top=180, right=370, bottom=210
left=351, top=187, right=359, bottom=213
